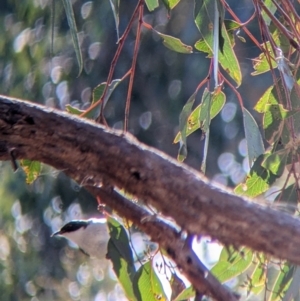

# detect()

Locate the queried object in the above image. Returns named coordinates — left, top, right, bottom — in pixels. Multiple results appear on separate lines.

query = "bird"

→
left=52, top=218, right=110, bottom=259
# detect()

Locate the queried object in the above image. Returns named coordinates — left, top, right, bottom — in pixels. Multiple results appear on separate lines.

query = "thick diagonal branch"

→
left=90, top=187, right=238, bottom=301
left=0, top=95, right=300, bottom=267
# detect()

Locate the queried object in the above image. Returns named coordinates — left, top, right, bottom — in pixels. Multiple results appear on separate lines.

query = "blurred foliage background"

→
left=0, top=0, right=275, bottom=300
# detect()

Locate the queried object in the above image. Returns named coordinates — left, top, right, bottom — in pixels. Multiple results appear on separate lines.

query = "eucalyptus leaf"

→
left=242, top=108, right=265, bottom=166
left=211, top=246, right=253, bottom=283
left=61, top=0, right=83, bottom=76
left=154, top=31, right=193, bottom=54
left=133, top=261, right=167, bottom=301
left=107, top=217, right=137, bottom=301
left=145, top=0, right=159, bottom=11
left=20, top=160, right=42, bottom=184
left=109, top=0, right=120, bottom=41
left=194, top=0, right=241, bottom=86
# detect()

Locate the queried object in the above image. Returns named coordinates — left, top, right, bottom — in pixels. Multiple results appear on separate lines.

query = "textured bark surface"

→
left=92, top=187, right=238, bottom=301
left=0, top=95, right=300, bottom=267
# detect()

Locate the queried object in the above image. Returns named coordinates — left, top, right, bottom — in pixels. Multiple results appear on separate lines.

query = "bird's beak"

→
left=51, top=230, right=61, bottom=237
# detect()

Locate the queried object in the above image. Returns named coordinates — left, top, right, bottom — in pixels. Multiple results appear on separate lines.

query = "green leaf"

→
left=93, top=78, right=121, bottom=105
left=194, top=0, right=241, bottom=86
left=278, top=266, right=300, bottom=301
left=133, top=261, right=167, bottom=301
left=109, top=0, right=120, bottom=41
left=255, top=82, right=299, bottom=145
left=145, top=0, right=159, bottom=11
left=254, top=86, right=276, bottom=113
left=210, top=89, right=226, bottom=118
left=224, top=19, right=241, bottom=32
left=216, top=0, right=225, bottom=25
left=61, top=0, right=83, bottom=76
left=211, top=246, right=253, bottom=283
left=173, top=285, right=195, bottom=301
left=174, top=89, right=225, bottom=143
left=247, top=257, right=266, bottom=295
left=66, top=78, right=122, bottom=120
left=161, top=0, right=181, bottom=10
left=263, top=104, right=292, bottom=144
left=261, top=0, right=277, bottom=26
left=177, top=91, right=197, bottom=161
left=20, top=160, right=42, bottom=184
left=199, top=88, right=212, bottom=133
left=242, top=108, right=265, bottom=166
left=252, top=50, right=277, bottom=76
left=268, top=263, right=293, bottom=301
left=261, top=151, right=287, bottom=177
left=154, top=31, right=193, bottom=54
left=234, top=154, right=278, bottom=197
left=107, top=217, right=136, bottom=301
left=65, top=104, right=84, bottom=115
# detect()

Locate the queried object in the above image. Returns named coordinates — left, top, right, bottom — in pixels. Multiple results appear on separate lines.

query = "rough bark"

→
left=93, top=187, right=238, bottom=301
left=0, top=95, right=300, bottom=269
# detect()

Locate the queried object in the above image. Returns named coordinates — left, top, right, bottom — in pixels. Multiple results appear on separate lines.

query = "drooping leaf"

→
left=109, top=0, right=120, bottom=41
left=174, top=89, right=225, bottom=143
left=268, top=263, right=293, bottom=301
left=254, top=85, right=276, bottom=113
left=93, top=78, right=122, bottom=106
left=242, top=108, right=265, bottom=166
left=66, top=78, right=122, bottom=119
left=61, top=0, right=83, bottom=76
left=145, top=0, right=159, bottom=11
left=107, top=217, right=137, bottom=301
left=214, top=0, right=225, bottom=54
left=279, top=266, right=300, bottom=301
left=177, top=91, right=197, bottom=162
left=261, top=0, right=277, bottom=26
left=20, top=160, right=42, bottom=184
left=234, top=154, right=278, bottom=197
left=161, top=0, right=181, bottom=10
left=263, top=104, right=292, bottom=144
left=252, top=49, right=277, bottom=76
left=65, top=104, right=83, bottom=115
left=254, top=81, right=299, bottom=145
left=210, top=89, right=226, bottom=118
left=154, top=31, right=193, bottom=54
left=198, top=89, right=213, bottom=172
left=211, top=246, right=253, bottom=283
left=261, top=151, right=287, bottom=177
left=224, top=19, right=241, bottom=32
left=246, top=256, right=266, bottom=295
left=194, top=0, right=241, bottom=86
left=133, top=261, right=167, bottom=301
left=216, top=0, right=225, bottom=26
left=199, top=88, right=212, bottom=133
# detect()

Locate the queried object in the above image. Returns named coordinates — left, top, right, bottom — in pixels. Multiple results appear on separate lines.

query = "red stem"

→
left=94, top=0, right=144, bottom=124
left=124, top=2, right=144, bottom=132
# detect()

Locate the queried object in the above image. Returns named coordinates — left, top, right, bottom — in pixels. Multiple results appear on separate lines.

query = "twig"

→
left=93, top=0, right=144, bottom=124
left=124, top=2, right=144, bottom=132
left=92, top=187, right=239, bottom=301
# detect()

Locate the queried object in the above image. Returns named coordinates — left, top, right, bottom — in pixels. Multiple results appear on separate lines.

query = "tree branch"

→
left=90, top=187, right=238, bottom=301
left=1, top=95, right=300, bottom=268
